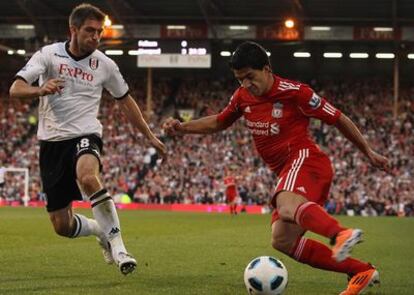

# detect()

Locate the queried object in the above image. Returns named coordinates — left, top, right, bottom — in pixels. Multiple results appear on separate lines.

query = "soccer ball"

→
left=244, top=256, right=288, bottom=295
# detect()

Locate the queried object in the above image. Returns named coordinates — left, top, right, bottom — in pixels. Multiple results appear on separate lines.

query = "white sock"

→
left=89, top=189, right=127, bottom=254
left=70, top=214, right=101, bottom=238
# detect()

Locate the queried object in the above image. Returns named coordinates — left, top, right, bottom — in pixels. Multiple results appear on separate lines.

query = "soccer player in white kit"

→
left=9, top=3, right=167, bottom=275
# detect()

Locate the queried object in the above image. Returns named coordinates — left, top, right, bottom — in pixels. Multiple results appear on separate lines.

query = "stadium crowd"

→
left=1, top=77, right=413, bottom=217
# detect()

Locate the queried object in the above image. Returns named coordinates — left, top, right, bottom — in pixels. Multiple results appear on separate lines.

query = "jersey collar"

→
left=261, top=74, right=280, bottom=97
left=65, top=40, right=94, bottom=61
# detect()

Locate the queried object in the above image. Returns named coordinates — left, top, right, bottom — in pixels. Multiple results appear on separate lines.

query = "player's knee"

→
left=271, top=236, right=291, bottom=254
left=78, top=174, right=99, bottom=194
left=277, top=206, right=295, bottom=222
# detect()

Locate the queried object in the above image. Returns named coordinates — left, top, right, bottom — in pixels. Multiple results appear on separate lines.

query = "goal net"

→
left=0, top=167, right=30, bottom=206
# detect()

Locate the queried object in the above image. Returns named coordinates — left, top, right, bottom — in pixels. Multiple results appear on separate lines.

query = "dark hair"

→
left=229, top=41, right=271, bottom=70
left=69, top=3, right=105, bottom=28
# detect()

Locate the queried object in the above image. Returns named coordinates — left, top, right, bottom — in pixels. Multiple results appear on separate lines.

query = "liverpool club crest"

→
left=272, top=102, right=283, bottom=118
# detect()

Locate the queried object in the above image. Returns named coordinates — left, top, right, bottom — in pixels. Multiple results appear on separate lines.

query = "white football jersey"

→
left=16, top=41, right=129, bottom=141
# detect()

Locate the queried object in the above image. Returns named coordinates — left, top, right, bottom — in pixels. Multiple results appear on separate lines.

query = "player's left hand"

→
left=367, top=149, right=391, bottom=173
left=149, top=136, right=167, bottom=160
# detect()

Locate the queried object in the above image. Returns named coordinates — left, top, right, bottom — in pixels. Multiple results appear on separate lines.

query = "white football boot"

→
left=96, top=236, right=114, bottom=264
left=113, top=251, right=137, bottom=275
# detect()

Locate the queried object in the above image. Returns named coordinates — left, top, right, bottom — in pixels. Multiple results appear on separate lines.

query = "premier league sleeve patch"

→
left=309, top=92, right=322, bottom=109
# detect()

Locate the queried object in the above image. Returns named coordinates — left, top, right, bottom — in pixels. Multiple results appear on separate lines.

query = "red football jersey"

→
left=224, top=176, right=236, bottom=188
left=217, top=75, right=341, bottom=175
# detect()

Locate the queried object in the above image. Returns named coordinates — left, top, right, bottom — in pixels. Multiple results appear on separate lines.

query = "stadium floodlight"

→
left=105, top=50, right=123, bottom=56
left=7, top=50, right=14, bottom=55
left=373, top=27, right=393, bottom=32
left=266, top=51, right=271, bottom=56
left=229, top=25, right=249, bottom=30
left=349, top=53, right=369, bottom=59
left=375, top=53, right=394, bottom=59
left=323, top=52, right=343, bottom=58
left=110, top=24, right=124, bottom=29
left=408, top=54, right=414, bottom=59
left=16, top=24, right=34, bottom=29
left=167, top=25, right=186, bottom=30
left=311, top=26, right=331, bottom=31
left=220, top=51, right=231, bottom=57
left=104, top=15, right=112, bottom=27
left=16, top=49, right=26, bottom=55
left=128, top=50, right=139, bottom=55
left=284, top=19, right=295, bottom=29
left=293, top=52, right=311, bottom=58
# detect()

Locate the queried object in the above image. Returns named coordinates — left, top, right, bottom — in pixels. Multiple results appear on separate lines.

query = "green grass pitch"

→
left=0, top=207, right=413, bottom=294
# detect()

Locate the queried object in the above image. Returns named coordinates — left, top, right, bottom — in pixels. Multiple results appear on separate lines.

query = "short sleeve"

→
left=15, top=50, right=47, bottom=84
left=296, top=84, right=341, bottom=125
left=217, top=89, right=243, bottom=125
left=103, top=60, right=129, bottom=100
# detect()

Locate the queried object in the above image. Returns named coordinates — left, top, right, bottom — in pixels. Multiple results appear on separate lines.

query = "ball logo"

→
left=309, top=92, right=322, bottom=109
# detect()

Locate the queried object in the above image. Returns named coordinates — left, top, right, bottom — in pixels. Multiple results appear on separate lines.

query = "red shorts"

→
left=271, top=147, right=333, bottom=224
left=226, top=187, right=237, bottom=203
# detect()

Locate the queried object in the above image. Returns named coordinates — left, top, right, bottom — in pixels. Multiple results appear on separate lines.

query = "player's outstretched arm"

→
left=118, top=95, right=167, bottom=158
left=162, top=115, right=231, bottom=136
left=335, top=113, right=390, bottom=172
left=9, top=78, right=64, bottom=99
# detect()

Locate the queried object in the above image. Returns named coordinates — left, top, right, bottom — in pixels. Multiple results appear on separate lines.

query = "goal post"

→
left=4, top=167, right=30, bottom=206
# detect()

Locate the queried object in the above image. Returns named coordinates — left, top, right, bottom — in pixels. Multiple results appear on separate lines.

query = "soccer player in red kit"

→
left=223, top=170, right=238, bottom=215
left=163, top=41, right=389, bottom=295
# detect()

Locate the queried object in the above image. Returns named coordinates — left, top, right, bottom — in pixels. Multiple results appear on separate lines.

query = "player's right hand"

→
left=162, top=117, right=182, bottom=136
left=38, top=78, right=65, bottom=96
left=367, top=149, right=392, bottom=174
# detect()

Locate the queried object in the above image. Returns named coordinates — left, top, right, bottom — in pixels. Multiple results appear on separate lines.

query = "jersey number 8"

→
left=77, top=138, right=90, bottom=152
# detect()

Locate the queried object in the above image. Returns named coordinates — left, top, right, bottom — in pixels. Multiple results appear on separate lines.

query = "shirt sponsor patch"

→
left=309, top=92, right=322, bottom=109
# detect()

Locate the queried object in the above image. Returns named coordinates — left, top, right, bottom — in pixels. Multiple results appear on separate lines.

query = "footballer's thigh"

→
left=271, top=219, right=305, bottom=255
left=48, top=203, right=75, bottom=237
left=76, top=154, right=103, bottom=196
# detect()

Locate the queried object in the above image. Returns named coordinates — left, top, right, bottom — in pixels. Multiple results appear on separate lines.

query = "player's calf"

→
left=271, top=236, right=293, bottom=255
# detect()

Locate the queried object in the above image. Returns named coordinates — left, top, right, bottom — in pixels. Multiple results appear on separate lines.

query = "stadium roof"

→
left=1, top=0, right=413, bottom=27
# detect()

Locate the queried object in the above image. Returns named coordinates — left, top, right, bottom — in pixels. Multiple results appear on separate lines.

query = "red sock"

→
left=294, top=202, right=345, bottom=238
left=290, top=237, right=372, bottom=275
left=232, top=204, right=237, bottom=214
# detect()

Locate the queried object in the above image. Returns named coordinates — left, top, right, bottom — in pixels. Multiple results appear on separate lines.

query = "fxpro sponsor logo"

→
left=58, top=63, right=94, bottom=81
left=246, top=119, right=280, bottom=136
